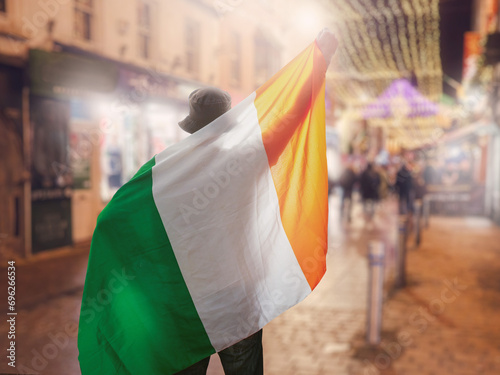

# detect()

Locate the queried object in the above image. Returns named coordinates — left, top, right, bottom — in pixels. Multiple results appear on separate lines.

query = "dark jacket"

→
left=395, top=165, right=413, bottom=198
left=359, top=167, right=380, bottom=201
left=339, top=168, right=357, bottom=192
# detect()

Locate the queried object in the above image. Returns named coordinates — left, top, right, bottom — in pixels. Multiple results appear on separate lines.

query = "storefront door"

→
left=0, top=65, right=24, bottom=258
left=0, top=113, right=23, bottom=258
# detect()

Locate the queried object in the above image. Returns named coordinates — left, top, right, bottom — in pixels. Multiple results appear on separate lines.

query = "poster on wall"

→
left=69, top=130, right=92, bottom=189
left=100, top=115, right=126, bottom=202
left=31, top=96, right=73, bottom=253
left=424, top=144, right=475, bottom=187
left=462, top=31, right=482, bottom=93
left=423, top=137, right=484, bottom=215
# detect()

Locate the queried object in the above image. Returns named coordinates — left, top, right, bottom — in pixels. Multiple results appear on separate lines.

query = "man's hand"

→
left=316, top=28, right=338, bottom=66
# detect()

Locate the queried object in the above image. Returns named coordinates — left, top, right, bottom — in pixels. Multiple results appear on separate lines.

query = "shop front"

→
left=485, top=127, right=500, bottom=224
left=423, top=121, right=496, bottom=217
left=28, top=48, right=197, bottom=254
left=29, top=49, right=118, bottom=254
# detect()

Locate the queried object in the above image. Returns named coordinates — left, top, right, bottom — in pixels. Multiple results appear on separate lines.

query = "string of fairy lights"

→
left=321, top=0, right=444, bottom=150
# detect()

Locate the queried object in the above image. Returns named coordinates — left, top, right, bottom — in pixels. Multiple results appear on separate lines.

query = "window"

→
left=138, top=1, right=152, bottom=59
left=185, top=20, right=200, bottom=76
left=229, top=32, right=241, bottom=87
left=0, top=0, right=6, bottom=13
left=254, top=33, right=280, bottom=88
left=74, top=0, right=93, bottom=41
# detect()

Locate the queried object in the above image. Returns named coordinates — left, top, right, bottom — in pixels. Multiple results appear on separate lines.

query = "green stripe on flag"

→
left=78, top=157, right=214, bottom=374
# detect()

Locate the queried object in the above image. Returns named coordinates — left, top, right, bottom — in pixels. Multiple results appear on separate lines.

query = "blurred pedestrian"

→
left=414, top=164, right=427, bottom=202
left=395, top=161, right=414, bottom=215
left=422, top=158, right=436, bottom=185
left=174, top=87, right=264, bottom=375
left=338, top=161, right=357, bottom=221
left=359, top=162, right=380, bottom=220
left=376, top=163, right=391, bottom=200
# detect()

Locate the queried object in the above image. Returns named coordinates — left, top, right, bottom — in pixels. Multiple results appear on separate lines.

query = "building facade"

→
left=463, top=0, right=500, bottom=223
left=0, top=0, right=327, bottom=257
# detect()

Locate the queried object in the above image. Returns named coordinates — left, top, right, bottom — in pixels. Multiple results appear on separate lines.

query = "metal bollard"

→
left=414, top=199, right=422, bottom=247
left=367, top=241, right=385, bottom=345
left=395, top=215, right=407, bottom=289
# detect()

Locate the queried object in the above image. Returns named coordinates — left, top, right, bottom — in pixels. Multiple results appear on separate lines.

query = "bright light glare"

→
left=295, top=5, right=323, bottom=34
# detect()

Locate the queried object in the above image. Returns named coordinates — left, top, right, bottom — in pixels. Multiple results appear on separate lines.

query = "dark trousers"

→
left=398, top=193, right=414, bottom=215
left=175, top=330, right=263, bottom=375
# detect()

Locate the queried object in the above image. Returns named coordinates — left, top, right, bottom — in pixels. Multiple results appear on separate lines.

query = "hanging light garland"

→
left=325, top=0, right=442, bottom=102
left=321, top=0, right=443, bottom=149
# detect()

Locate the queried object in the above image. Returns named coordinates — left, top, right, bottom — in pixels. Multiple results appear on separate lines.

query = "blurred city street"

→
left=1, top=194, right=500, bottom=374
left=2, top=1, right=500, bottom=374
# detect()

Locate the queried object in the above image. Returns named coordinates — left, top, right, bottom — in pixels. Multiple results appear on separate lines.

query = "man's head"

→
left=178, top=87, right=232, bottom=134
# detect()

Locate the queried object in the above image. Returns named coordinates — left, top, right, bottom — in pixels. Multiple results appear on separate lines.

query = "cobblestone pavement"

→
left=356, top=215, right=500, bottom=375
left=1, top=194, right=500, bottom=375
left=210, top=194, right=397, bottom=375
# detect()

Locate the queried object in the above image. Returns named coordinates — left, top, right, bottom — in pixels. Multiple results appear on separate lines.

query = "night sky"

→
left=439, top=0, right=474, bottom=98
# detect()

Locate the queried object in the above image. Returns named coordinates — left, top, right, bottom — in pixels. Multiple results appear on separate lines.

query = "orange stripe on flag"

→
left=254, top=42, right=328, bottom=290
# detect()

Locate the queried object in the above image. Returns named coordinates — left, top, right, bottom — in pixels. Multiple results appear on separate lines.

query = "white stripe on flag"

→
left=152, top=93, right=311, bottom=351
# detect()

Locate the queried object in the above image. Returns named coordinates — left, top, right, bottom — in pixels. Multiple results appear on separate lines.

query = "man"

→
left=174, top=86, right=264, bottom=375
left=395, top=161, right=414, bottom=215
left=174, top=29, right=338, bottom=374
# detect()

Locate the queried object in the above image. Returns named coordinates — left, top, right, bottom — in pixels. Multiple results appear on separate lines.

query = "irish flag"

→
left=78, top=40, right=329, bottom=374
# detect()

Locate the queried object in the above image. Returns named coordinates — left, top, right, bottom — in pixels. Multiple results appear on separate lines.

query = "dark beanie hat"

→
left=178, top=87, right=232, bottom=134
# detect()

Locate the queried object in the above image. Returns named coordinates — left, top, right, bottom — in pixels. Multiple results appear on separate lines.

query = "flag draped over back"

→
left=78, top=41, right=329, bottom=374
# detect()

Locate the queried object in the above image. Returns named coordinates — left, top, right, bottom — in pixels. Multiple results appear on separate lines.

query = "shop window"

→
left=74, top=0, right=93, bottom=41
left=229, top=32, right=241, bottom=87
left=138, top=1, right=152, bottom=59
left=254, top=33, right=280, bottom=88
left=185, top=19, right=200, bottom=76
left=0, top=0, right=6, bottom=13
